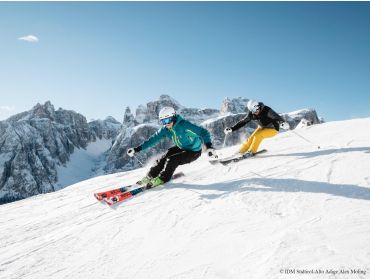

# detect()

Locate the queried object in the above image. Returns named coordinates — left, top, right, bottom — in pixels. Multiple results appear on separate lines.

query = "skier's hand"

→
left=224, top=127, right=232, bottom=135
left=207, top=148, right=217, bottom=159
left=127, top=148, right=135, bottom=157
left=205, top=143, right=217, bottom=159
left=280, top=122, right=290, bottom=130
left=127, top=146, right=141, bottom=157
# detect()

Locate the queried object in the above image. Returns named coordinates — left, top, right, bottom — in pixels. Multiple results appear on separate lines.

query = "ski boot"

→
left=242, top=151, right=254, bottom=159
left=136, top=175, right=152, bottom=186
left=146, top=176, right=165, bottom=189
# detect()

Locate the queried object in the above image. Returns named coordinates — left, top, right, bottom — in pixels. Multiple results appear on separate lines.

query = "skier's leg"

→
left=249, top=128, right=278, bottom=153
left=239, top=127, right=261, bottom=153
left=159, top=150, right=201, bottom=182
left=147, top=146, right=182, bottom=178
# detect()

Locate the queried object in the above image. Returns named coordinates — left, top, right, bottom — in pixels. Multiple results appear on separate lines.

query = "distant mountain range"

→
left=0, top=95, right=320, bottom=204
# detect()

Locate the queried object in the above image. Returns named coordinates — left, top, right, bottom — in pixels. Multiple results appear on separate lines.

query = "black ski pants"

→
left=148, top=146, right=201, bottom=182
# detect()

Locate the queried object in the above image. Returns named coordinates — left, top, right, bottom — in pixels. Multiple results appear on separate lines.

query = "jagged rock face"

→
left=179, top=108, right=219, bottom=124
left=7, top=101, right=56, bottom=122
left=89, top=116, right=122, bottom=141
left=145, top=95, right=184, bottom=122
left=133, top=95, right=219, bottom=125
left=280, top=109, right=321, bottom=129
left=220, top=97, right=250, bottom=115
left=122, top=107, right=136, bottom=127
left=105, top=124, right=172, bottom=172
left=296, top=118, right=314, bottom=129
left=0, top=121, right=56, bottom=203
left=1, top=102, right=95, bottom=204
left=202, top=114, right=257, bottom=148
left=135, top=105, right=149, bottom=124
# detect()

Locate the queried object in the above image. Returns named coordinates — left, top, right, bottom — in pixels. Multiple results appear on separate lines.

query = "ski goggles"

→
left=160, top=116, right=174, bottom=125
left=250, top=106, right=261, bottom=114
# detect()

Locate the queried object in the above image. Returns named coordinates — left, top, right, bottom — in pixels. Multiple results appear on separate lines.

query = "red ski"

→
left=102, top=172, right=185, bottom=206
left=94, top=186, right=129, bottom=201
left=104, top=185, right=146, bottom=206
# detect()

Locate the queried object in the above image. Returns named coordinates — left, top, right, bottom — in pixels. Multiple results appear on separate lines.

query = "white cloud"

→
left=18, top=35, right=39, bottom=43
left=0, top=106, right=16, bottom=112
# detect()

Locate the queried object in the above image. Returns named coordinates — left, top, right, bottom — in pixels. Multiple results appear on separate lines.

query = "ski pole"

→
left=222, top=133, right=229, bottom=148
left=133, top=154, right=145, bottom=167
left=290, top=130, right=321, bottom=149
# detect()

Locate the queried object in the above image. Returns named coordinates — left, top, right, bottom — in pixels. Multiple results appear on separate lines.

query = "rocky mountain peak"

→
left=158, top=94, right=184, bottom=110
left=123, top=107, right=136, bottom=127
left=104, top=116, right=121, bottom=124
left=145, top=95, right=184, bottom=121
left=31, top=101, right=56, bottom=120
left=0, top=101, right=119, bottom=204
left=220, top=97, right=249, bottom=115
left=135, top=105, right=149, bottom=124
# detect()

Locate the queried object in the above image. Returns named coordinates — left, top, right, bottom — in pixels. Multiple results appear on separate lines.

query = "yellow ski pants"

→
left=239, top=127, right=278, bottom=154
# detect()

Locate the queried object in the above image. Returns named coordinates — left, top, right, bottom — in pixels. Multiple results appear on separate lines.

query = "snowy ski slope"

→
left=1, top=118, right=370, bottom=278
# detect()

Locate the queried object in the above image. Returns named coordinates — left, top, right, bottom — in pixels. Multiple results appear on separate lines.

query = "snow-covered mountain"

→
left=220, top=96, right=250, bottom=115
left=135, top=94, right=220, bottom=124
left=281, top=108, right=321, bottom=129
left=0, top=102, right=120, bottom=204
left=89, top=116, right=122, bottom=141
left=1, top=117, right=369, bottom=278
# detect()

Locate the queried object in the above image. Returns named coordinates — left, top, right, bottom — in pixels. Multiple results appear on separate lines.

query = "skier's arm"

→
left=183, top=121, right=212, bottom=147
left=267, top=108, right=285, bottom=131
left=230, top=113, right=252, bottom=131
left=140, top=128, right=167, bottom=150
left=267, top=108, right=284, bottom=123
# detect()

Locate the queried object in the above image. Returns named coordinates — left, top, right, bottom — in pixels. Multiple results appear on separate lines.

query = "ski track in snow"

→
left=1, top=118, right=370, bottom=278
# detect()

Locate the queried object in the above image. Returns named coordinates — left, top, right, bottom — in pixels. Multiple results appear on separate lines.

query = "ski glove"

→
left=224, top=127, right=232, bottom=135
left=204, top=143, right=216, bottom=158
left=206, top=148, right=217, bottom=159
left=280, top=122, right=290, bottom=130
left=127, top=146, right=142, bottom=157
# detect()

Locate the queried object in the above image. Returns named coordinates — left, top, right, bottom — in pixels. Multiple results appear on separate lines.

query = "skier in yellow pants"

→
left=239, top=127, right=278, bottom=154
left=224, top=100, right=290, bottom=158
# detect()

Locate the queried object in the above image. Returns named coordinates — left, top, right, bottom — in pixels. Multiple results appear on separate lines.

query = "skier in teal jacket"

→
left=127, top=107, right=215, bottom=187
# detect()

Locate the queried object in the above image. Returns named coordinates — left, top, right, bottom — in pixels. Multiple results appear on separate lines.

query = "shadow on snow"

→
left=172, top=177, right=370, bottom=201
left=266, top=146, right=370, bottom=159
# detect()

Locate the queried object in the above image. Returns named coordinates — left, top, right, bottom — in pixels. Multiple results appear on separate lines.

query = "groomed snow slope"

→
left=1, top=118, right=370, bottom=278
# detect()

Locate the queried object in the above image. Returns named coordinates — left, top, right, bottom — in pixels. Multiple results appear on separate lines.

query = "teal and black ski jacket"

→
left=139, top=115, right=212, bottom=152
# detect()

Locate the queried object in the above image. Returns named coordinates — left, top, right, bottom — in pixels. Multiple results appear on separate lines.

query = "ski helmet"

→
left=158, top=107, right=176, bottom=120
left=158, top=106, right=176, bottom=123
left=247, top=100, right=261, bottom=114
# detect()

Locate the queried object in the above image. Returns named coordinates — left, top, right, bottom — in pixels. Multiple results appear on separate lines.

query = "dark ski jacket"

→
left=139, top=115, right=212, bottom=152
left=231, top=103, right=284, bottom=132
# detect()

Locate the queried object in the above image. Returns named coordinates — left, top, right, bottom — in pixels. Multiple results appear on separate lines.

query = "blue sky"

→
left=0, top=2, right=369, bottom=122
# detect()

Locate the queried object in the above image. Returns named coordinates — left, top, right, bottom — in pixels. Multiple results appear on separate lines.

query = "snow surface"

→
left=1, top=118, right=370, bottom=278
left=55, top=138, right=112, bottom=190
